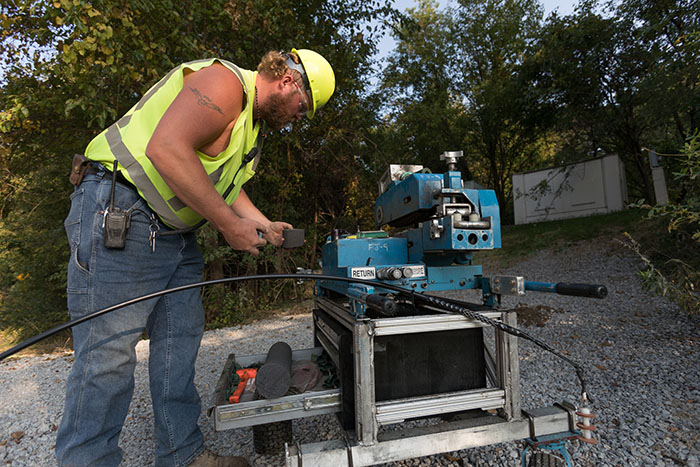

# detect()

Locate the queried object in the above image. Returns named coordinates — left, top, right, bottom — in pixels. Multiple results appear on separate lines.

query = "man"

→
left=57, top=49, right=335, bottom=467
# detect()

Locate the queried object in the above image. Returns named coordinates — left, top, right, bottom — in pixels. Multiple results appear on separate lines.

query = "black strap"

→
left=85, top=163, right=139, bottom=194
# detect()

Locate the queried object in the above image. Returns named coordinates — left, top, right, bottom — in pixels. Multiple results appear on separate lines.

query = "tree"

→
left=1, top=0, right=235, bottom=340
left=534, top=0, right=698, bottom=202
left=452, top=0, right=552, bottom=218
left=377, top=0, right=470, bottom=174
left=619, top=0, right=699, bottom=141
left=0, top=0, right=397, bottom=340
left=377, top=0, right=553, bottom=222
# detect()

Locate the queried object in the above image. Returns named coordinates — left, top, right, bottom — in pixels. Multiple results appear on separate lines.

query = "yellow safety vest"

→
left=85, top=58, right=261, bottom=230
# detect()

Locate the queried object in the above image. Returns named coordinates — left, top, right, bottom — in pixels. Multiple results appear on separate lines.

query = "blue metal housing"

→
left=319, top=165, right=503, bottom=315
left=374, top=173, right=444, bottom=227
left=322, top=237, right=408, bottom=273
left=374, top=171, right=501, bottom=253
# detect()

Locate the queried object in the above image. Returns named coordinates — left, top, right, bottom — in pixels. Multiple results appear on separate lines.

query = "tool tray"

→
left=209, top=347, right=341, bottom=431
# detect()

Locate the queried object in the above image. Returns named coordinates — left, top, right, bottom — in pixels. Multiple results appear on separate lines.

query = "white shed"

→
left=512, top=155, right=628, bottom=225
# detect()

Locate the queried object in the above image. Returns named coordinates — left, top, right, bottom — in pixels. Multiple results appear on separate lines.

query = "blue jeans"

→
left=56, top=166, right=206, bottom=466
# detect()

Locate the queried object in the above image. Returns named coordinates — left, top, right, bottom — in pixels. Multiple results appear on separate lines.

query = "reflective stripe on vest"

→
left=85, top=58, right=260, bottom=229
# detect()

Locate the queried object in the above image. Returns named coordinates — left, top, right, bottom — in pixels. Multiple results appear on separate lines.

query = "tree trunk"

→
left=309, top=199, right=319, bottom=272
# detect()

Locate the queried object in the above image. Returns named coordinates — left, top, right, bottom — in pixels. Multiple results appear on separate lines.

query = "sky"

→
left=540, top=0, right=578, bottom=16
left=390, top=0, right=579, bottom=16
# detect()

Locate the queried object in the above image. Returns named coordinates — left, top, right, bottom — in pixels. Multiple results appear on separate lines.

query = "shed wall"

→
left=512, top=155, right=627, bottom=225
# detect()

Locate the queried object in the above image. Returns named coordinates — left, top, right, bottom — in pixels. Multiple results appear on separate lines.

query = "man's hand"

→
left=263, top=221, right=293, bottom=247
left=220, top=217, right=269, bottom=256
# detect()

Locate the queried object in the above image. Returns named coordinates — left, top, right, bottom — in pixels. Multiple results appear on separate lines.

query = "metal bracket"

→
left=341, top=429, right=355, bottom=467
left=491, top=276, right=525, bottom=296
left=296, top=267, right=312, bottom=284
left=554, top=401, right=578, bottom=434
left=429, top=219, right=444, bottom=239
left=522, top=409, right=538, bottom=441
left=296, top=440, right=303, bottom=467
left=440, top=150, right=463, bottom=170
left=377, top=164, right=424, bottom=194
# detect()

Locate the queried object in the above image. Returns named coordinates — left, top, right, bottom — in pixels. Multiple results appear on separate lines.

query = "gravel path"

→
left=1, top=238, right=698, bottom=466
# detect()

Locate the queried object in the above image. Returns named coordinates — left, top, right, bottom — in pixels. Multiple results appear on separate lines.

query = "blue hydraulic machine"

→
left=306, top=151, right=604, bottom=467
left=318, top=151, right=605, bottom=315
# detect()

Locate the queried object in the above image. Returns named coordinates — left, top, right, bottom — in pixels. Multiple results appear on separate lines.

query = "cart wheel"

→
left=526, top=451, right=565, bottom=467
left=253, top=421, right=293, bottom=455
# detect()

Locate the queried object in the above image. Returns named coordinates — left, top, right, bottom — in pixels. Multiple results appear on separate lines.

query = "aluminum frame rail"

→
left=314, top=297, right=523, bottom=442
left=284, top=405, right=574, bottom=467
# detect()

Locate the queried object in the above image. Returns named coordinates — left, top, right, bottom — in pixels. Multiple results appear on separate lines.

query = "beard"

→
left=258, top=91, right=296, bottom=130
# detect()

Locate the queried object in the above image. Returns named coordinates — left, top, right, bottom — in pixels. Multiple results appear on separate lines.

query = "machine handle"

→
left=365, top=294, right=398, bottom=316
left=555, top=283, right=608, bottom=299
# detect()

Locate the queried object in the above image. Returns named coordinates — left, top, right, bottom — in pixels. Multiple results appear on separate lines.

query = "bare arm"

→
left=145, top=63, right=267, bottom=255
left=232, top=189, right=292, bottom=247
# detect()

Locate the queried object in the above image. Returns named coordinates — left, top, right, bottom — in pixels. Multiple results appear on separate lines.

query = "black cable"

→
left=412, top=293, right=591, bottom=402
left=0, top=273, right=591, bottom=401
left=0, top=274, right=401, bottom=360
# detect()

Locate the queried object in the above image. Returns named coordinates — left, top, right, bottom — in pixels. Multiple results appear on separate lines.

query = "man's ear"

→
left=279, top=74, right=293, bottom=88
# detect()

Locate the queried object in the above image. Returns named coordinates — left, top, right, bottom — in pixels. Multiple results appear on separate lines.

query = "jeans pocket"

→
left=65, top=189, right=90, bottom=315
left=65, top=188, right=91, bottom=275
left=64, top=188, right=84, bottom=248
left=66, top=253, right=89, bottom=317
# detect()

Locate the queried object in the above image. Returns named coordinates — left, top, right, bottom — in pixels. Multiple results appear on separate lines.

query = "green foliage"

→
left=1, top=0, right=397, bottom=339
left=626, top=233, right=699, bottom=314
left=625, top=136, right=700, bottom=313
left=0, top=0, right=237, bottom=341
left=377, top=0, right=466, bottom=167
left=377, top=0, right=556, bottom=222
left=618, top=0, right=699, bottom=142
left=537, top=6, right=654, bottom=200
left=533, top=0, right=699, bottom=203
left=453, top=0, right=551, bottom=217
left=636, top=139, right=700, bottom=240
left=198, top=223, right=313, bottom=327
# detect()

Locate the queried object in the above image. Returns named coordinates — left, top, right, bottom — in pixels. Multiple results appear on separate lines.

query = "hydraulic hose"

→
left=0, top=274, right=399, bottom=360
left=0, top=273, right=591, bottom=401
left=411, top=292, right=592, bottom=402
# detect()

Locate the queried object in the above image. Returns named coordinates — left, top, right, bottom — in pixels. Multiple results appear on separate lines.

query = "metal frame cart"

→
left=210, top=151, right=601, bottom=466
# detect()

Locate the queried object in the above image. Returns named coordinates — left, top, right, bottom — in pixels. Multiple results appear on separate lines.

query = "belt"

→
left=86, top=164, right=138, bottom=193
left=83, top=163, right=173, bottom=230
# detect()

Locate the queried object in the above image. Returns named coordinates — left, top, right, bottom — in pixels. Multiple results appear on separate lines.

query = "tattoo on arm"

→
left=189, top=87, right=224, bottom=115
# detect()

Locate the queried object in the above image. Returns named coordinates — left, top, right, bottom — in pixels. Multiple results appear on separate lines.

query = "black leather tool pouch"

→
left=69, top=153, right=90, bottom=186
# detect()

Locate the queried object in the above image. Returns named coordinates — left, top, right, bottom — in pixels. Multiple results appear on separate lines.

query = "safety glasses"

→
left=292, top=81, right=310, bottom=117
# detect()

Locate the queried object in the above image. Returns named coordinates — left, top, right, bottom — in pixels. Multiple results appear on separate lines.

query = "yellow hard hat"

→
left=286, top=48, right=335, bottom=119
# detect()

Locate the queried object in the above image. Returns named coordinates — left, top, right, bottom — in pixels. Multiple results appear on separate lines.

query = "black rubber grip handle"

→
left=366, top=294, right=398, bottom=316
left=555, top=283, right=608, bottom=299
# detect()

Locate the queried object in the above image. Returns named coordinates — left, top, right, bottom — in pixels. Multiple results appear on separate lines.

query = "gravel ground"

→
left=1, top=238, right=698, bottom=466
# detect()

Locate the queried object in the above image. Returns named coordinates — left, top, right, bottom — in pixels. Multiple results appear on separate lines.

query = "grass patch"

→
left=0, top=328, right=73, bottom=360
left=474, top=208, right=648, bottom=267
